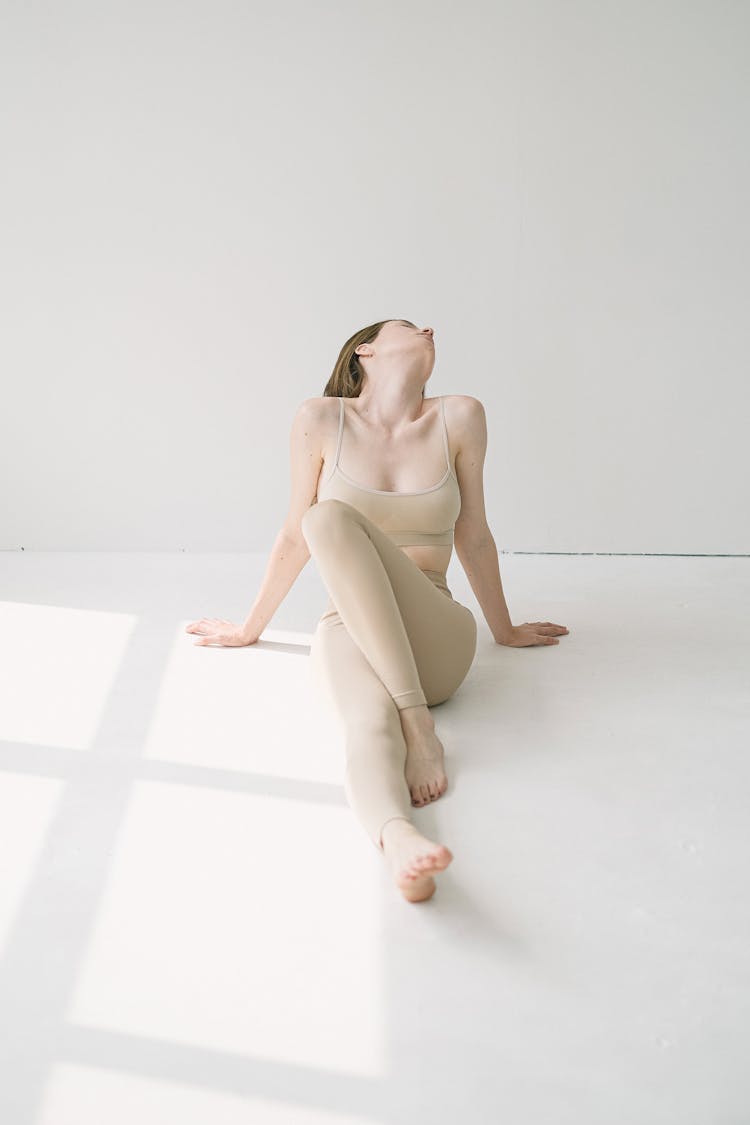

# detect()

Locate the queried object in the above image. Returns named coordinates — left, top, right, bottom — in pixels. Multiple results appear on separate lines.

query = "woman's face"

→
left=386, top=320, right=435, bottom=347
left=368, top=320, right=435, bottom=362
left=354, top=322, right=436, bottom=393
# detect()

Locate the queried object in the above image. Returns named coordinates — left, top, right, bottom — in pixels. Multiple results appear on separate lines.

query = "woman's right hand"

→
left=185, top=618, right=257, bottom=647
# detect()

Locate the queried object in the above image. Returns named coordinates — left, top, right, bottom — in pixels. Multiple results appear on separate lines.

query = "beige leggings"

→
left=302, top=499, right=478, bottom=853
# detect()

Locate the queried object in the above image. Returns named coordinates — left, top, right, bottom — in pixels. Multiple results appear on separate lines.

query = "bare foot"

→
left=399, top=705, right=448, bottom=807
left=380, top=818, right=453, bottom=902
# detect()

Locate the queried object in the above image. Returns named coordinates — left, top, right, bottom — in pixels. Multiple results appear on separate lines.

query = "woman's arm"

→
left=451, top=396, right=514, bottom=643
left=455, top=534, right=514, bottom=643
left=241, top=397, right=325, bottom=642
left=451, top=396, right=569, bottom=648
left=241, top=530, right=311, bottom=642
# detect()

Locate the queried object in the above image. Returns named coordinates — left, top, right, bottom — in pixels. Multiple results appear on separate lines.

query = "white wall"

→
left=2, top=0, right=748, bottom=553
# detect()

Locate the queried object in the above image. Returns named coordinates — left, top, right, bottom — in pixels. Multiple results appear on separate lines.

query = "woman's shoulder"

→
left=291, top=397, right=341, bottom=449
left=295, top=395, right=340, bottom=418
left=439, top=397, right=487, bottom=463
left=304, top=395, right=344, bottom=410
left=441, top=395, right=486, bottom=425
left=439, top=393, right=484, bottom=410
left=439, top=394, right=486, bottom=428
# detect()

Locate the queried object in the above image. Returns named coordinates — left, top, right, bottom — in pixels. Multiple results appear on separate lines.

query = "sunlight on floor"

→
left=3, top=554, right=748, bottom=1123
left=143, top=624, right=342, bottom=784
left=0, top=601, right=137, bottom=750
left=66, top=781, right=385, bottom=1074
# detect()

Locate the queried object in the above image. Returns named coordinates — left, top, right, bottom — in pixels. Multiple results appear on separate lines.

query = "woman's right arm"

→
left=240, top=397, right=326, bottom=643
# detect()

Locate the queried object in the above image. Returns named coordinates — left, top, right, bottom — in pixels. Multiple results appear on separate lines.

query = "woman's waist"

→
left=321, top=567, right=452, bottom=618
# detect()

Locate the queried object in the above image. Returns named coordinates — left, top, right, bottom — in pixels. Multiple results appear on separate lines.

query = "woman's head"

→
left=322, top=319, right=435, bottom=399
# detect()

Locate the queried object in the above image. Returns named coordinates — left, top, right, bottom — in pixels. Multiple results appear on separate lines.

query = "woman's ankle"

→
left=399, top=703, right=434, bottom=731
left=379, top=816, right=415, bottom=848
left=398, top=702, right=434, bottom=738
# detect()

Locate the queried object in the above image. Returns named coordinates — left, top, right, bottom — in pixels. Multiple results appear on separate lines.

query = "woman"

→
left=186, top=319, right=569, bottom=904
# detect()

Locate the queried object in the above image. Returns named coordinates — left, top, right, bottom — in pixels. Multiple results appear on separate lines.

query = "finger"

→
left=537, top=635, right=559, bottom=644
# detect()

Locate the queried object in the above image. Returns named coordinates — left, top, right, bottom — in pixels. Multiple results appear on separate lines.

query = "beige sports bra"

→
left=316, top=396, right=462, bottom=547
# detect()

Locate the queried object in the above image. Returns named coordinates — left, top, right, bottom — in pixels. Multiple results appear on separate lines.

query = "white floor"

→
left=0, top=551, right=747, bottom=1125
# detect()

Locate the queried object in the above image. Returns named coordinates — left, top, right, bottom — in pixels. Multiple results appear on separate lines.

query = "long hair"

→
left=322, top=319, right=425, bottom=399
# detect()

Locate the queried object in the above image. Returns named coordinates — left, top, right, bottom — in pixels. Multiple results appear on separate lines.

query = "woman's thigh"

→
left=313, top=514, right=478, bottom=707
left=400, top=589, right=477, bottom=706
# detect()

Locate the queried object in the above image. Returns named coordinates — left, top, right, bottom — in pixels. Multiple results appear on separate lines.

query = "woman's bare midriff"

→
left=317, top=396, right=457, bottom=577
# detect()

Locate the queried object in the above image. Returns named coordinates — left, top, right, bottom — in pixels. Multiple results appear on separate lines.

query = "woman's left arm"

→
left=455, top=532, right=514, bottom=644
left=450, top=395, right=569, bottom=647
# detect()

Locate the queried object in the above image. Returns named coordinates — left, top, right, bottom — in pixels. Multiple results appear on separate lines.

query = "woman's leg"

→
left=310, top=617, right=414, bottom=851
left=304, top=499, right=478, bottom=851
left=301, top=499, right=477, bottom=712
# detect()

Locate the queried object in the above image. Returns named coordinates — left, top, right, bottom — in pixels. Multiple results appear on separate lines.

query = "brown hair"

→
left=322, top=319, right=425, bottom=399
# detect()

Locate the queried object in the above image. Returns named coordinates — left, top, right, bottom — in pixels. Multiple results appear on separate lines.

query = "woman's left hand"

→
left=498, top=621, right=569, bottom=647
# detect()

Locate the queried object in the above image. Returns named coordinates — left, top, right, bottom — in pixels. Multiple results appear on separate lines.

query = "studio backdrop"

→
left=1, top=0, right=747, bottom=554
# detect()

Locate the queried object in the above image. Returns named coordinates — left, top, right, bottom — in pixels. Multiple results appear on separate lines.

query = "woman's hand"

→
left=185, top=618, right=255, bottom=647
left=498, top=621, right=569, bottom=647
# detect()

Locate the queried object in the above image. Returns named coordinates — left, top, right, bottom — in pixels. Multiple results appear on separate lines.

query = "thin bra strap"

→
left=440, top=396, right=451, bottom=472
left=334, top=396, right=345, bottom=468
